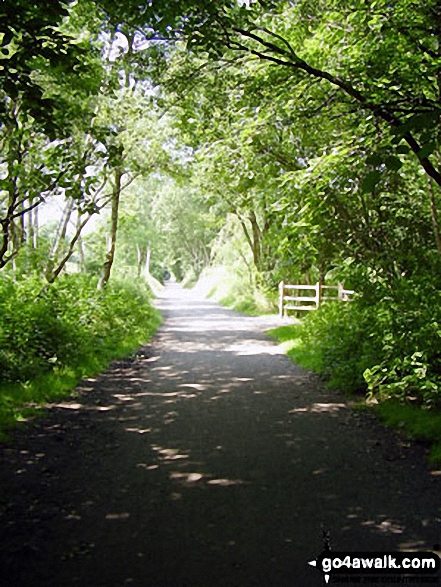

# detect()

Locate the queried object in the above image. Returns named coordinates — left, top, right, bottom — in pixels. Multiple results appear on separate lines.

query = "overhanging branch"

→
left=226, top=26, right=441, bottom=187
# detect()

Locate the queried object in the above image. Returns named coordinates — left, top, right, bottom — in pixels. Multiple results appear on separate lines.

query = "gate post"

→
left=338, top=282, right=343, bottom=301
left=279, top=281, right=285, bottom=318
left=315, top=281, right=323, bottom=309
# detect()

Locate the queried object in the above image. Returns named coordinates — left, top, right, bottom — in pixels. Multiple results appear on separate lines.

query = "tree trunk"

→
left=77, top=214, right=86, bottom=272
left=249, top=210, right=262, bottom=268
left=98, top=167, right=122, bottom=289
left=27, top=202, right=35, bottom=249
left=0, top=122, right=20, bottom=268
left=45, top=197, right=74, bottom=280
left=33, top=204, right=39, bottom=250
left=136, top=244, right=150, bottom=278
left=46, top=213, right=94, bottom=283
left=145, top=247, right=151, bottom=276
left=136, top=244, right=143, bottom=278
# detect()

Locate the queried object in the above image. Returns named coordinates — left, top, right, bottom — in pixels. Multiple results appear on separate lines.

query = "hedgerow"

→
left=0, top=274, right=159, bottom=382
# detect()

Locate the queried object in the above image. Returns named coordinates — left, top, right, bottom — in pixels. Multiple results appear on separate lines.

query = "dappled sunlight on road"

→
left=64, top=341, right=441, bottom=557
left=2, top=282, right=439, bottom=587
left=288, top=403, right=348, bottom=415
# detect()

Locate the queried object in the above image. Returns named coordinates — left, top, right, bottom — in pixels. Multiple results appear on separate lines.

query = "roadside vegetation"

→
left=0, top=275, right=160, bottom=439
left=267, top=302, right=441, bottom=463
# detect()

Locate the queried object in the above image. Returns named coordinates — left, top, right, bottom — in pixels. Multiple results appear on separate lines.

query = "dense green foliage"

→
left=0, top=275, right=160, bottom=434
left=0, top=275, right=159, bottom=382
left=269, top=290, right=441, bottom=408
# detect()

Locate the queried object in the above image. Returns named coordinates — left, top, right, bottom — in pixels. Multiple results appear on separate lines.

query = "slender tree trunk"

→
left=77, top=214, right=86, bottom=272
left=33, top=204, right=39, bottom=250
left=249, top=210, right=262, bottom=268
left=27, top=202, right=34, bottom=249
left=136, top=244, right=150, bottom=278
left=0, top=125, right=20, bottom=268
left=136, top=244, right=143, bottom=278
left=46, top=213, right=94, bottom=283
left=98, top=167, right=122, bottom=289
left=145, top=246, right=151, bottom=276
left=45, top=197, right=74, bottom=280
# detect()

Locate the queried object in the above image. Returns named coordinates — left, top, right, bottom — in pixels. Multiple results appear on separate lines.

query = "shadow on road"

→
left=0, top=283, right=440, bottom=586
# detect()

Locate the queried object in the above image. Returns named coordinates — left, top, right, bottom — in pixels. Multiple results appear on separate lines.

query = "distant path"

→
left=0, top=283, right=440, bottom=586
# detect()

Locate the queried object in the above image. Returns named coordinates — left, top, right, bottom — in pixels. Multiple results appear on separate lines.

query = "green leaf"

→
left=361, top=170, right=382, bottom=192
left=365, top=154, right=383, bottom=166
left=384, top=155, right=402, bottom=171
left=417, top=142, right=437, bottom=160
left=393, top=112, right=440, bottom=137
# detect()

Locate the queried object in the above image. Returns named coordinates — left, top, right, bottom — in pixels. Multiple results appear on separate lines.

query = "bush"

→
left=284, top=302, right=383, bottom=392
left=363, top=278, right=441, bottom=407
left=277, top=276, right=441, bottom=406
left=0, top=274, right=160, bottom=383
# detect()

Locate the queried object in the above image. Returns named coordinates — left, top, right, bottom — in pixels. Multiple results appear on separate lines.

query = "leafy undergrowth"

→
left=267, top=323, right=441, bottom=464
left=0, top=274, right=161, bottom=440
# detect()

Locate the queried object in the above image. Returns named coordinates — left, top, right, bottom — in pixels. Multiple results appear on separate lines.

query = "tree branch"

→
left=10, top=197, right=44, bottom=220
left=227, top=26, right=441, bottom=187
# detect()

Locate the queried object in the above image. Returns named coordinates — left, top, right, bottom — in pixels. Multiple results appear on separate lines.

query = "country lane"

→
left=0, top=282, right=440, bottom=587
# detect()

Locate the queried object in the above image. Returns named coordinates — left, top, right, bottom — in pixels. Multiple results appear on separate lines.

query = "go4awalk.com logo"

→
left=308, top=551, right=440, bottom=584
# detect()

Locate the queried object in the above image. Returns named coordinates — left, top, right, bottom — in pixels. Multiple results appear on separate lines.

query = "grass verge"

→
left=374, top=400, right=441, bottom=464
left=0, top=312, right=161, bottom=442
left=267, top=324, right=441, bottom=464
left=266, top=324, right=322, bottom=373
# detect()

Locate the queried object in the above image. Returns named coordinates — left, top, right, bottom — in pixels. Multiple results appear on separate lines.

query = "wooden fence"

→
left=278, top=282, right=355, bottom=317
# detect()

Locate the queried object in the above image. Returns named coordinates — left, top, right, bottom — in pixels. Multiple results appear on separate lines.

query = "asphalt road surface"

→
left=1, top=283, right=440, bottom=587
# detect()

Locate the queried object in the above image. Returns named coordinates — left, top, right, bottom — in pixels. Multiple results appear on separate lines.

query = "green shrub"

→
left=297, top=302, right=382, bottom=392
left=0, top=273, right=160, bottom=383
left=269, top=278, right=441, bottom=407
left=363, top=278, right=441, bottom=407
left=0, top=273, right=161, bottom=437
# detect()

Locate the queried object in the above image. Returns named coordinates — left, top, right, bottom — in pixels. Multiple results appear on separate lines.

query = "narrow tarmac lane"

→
left=1, top=283, right=440, bottom=587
